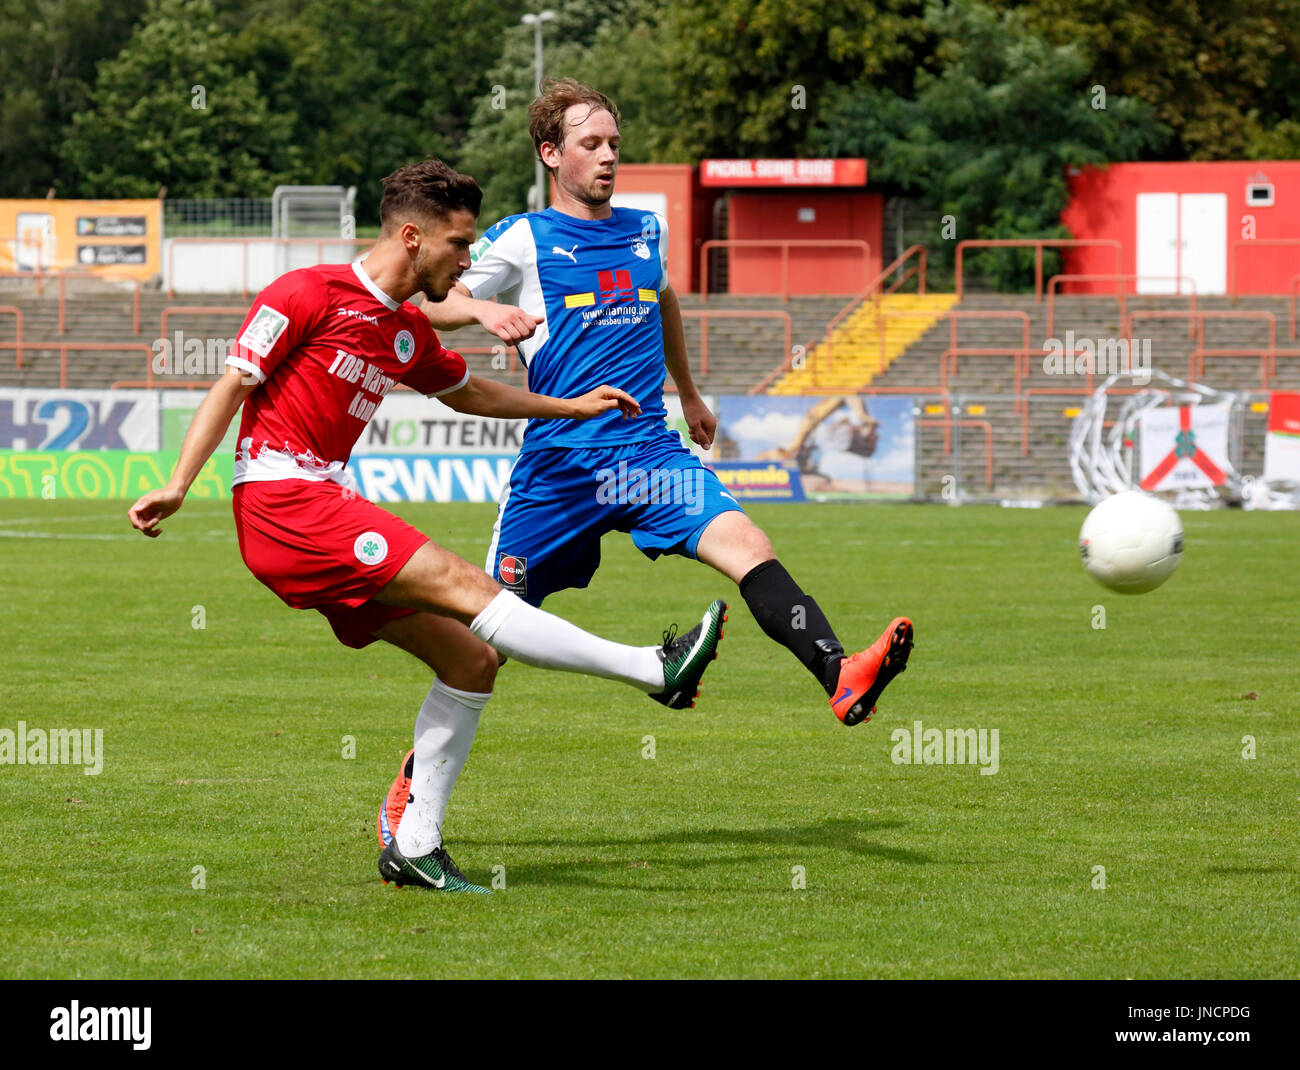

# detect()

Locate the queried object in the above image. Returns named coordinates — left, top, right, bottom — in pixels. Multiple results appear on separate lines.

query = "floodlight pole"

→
left=521, top=10, right=557, bottom=212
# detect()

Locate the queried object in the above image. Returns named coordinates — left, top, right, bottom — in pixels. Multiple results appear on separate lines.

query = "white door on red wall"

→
left=1179, top=193, right=1227, bottom=296
left=1136, top=193, right=1179, bottom=293
left=1135, top=192, right=1227, bottom=295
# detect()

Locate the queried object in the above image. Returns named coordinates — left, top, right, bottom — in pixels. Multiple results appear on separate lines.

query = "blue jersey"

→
left=459, top=206, right=671, bottom=452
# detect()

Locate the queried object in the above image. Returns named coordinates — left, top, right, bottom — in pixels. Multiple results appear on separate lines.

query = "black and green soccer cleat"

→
left=649, top=598, right=728, bottom=709
left=378, top=839, right=492, bottom=894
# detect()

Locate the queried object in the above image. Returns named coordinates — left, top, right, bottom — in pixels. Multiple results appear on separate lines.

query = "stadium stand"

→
left=3, top=252, right=1297, bottom=500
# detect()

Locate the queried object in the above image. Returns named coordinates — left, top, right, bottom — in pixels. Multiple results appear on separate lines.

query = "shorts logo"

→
left=238, top=305, right=289, bottom=358
left=394, top=330, right=415, bottom=363
left=354, top=531, right=389, bottom=566
left=497, top=554, right=527, bottom=594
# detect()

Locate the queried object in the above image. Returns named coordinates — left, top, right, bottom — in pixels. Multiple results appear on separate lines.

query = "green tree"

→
left=61, top=0, right=297, bottom=197
left=997, top=0, right=1300, bottom=161
left=225, top=0, right=522, bottom=222
left=661, top=0, right=929, bottom=160
left=457, top=0, right=679, bottom=228
left=0, top=0, right=148, bottom=196
left=812, top=0, right=1169, bottom=289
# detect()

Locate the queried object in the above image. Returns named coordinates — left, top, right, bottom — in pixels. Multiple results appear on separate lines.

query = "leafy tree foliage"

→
left=812, top=0, right=1169, bottom=288
left=61, top=0, right=297, bottom=197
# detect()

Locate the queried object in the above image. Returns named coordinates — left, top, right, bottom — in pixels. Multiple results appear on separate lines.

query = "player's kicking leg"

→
left=368, top=547, right=726, bottom=894
left=373, top=539, right=726, bottom=708
left=694, top=510, right=912, bottom=726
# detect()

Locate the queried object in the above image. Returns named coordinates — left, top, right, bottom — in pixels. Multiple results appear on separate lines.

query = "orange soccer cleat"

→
left=830, top=617, right=914, bottom=727
left=377, top=749, right=414, bottom=847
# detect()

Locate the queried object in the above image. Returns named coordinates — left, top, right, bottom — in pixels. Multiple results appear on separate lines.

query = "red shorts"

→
left=232, top=479, right=427, bottom=648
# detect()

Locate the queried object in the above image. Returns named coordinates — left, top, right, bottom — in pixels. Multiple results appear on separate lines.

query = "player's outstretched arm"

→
left=423, top=282, right=541, bottom=345
left=660, top=284, right=717, bottom=449
left=127, top=368, right=257, bottom=537
left=440, top=375, right=640, bottom=422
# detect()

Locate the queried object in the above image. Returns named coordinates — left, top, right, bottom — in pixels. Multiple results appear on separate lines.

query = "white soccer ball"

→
left=1079, top=490, right=1183, bottom=594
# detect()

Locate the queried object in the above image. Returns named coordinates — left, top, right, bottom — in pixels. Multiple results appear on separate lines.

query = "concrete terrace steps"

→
left=2, top=285, right=1293, bottom=498
left=0, top=287, right=852, bottom=394
left=770, top=292, right=958, bottom=393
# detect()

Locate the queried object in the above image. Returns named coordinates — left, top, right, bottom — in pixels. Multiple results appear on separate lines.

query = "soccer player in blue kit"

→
left=378, top=79, right=914, bottom=854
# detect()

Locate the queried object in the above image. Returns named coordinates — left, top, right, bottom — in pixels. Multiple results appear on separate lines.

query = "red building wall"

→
left=726, top=191, right=883, bottom=296
left=1062, top=161, right=1300, bottom=296
left=608, top=164, right=696, bottom=292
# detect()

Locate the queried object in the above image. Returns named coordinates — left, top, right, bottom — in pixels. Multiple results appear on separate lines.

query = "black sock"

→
left=738, top=559, right=844, bottom=695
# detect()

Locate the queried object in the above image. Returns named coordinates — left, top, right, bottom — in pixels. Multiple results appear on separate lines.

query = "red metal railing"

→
left=1229, top=239, right=1300, bottom=300
left=954, top=239, right=1123, bottom=302
left=0, top=306, right=23, bottom=369
left=0, top=269, right=142, bottom=335
left=1046, top=274, right=1197, bottom=341
left=0, top=342, right=153, bottom=389
left=166, top=237, right=374, bottom=298
left=698, top=239, right=872, bottom=302
left=681, top=308, right=791, bottom=379
left=918, top=418, right=994, bottom=489
left=57, top=272, right=141, bottom=335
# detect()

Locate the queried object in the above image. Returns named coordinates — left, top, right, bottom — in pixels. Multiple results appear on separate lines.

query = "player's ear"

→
left=399, top=220, right=423, bottom=252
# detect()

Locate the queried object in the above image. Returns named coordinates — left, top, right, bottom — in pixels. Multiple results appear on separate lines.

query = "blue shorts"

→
left=484, top=433, right=745, bottom=606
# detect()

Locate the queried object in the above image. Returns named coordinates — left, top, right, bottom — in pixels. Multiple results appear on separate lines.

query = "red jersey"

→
left=226, top=261, right=469, bottom=485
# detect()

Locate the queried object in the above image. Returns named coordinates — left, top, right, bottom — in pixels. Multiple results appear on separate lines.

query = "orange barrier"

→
left=1190, top=348, right=1276, bottom=389
left=56, top=272, right=141, bottom=335
left=1229, top=238, right=1300, bottom=300
left=698, top=239, right=872, bottom=302
left=166, top=237, right=374, bottom=298
left=0, top=305, right=22, bottom=369
left=0, top=269, right=142, bottom=336
left=1123, top=308, right=1278, bottom=386
left=1046, top=273, right=1197, bottom=341
left=0, top=342, right=153, bottom=389
left=940, top=345, right=1096, bottom=416
left=1020, top=389, right=1093, bottom=454
left=827, top=244, right=929, bottom=327
left=681, top=308, right=790, bottom=378
left=954, top=239, right=1122, bottom=302
left=918, top=418, right=994, bottom=488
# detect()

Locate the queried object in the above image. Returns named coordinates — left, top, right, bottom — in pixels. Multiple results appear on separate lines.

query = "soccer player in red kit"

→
left=128, top=159, right=727, bottom=894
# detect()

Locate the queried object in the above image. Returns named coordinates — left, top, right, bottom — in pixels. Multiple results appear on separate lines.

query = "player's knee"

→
left=467, top=642, right=499, bottom=692
left=738, top=518, right=775, bottom=561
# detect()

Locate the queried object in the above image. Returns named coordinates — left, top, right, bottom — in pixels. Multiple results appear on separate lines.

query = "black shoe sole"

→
left=843, top=619, right=914, bottom=727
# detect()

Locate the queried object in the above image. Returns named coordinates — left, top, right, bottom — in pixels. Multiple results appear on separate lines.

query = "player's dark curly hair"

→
left=379, top=158, right=482, bottom=233
left=528, top=78, right=621, bottom=174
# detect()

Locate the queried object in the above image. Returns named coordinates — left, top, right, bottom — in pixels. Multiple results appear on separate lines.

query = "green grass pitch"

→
left=1, top=500, right=1296, bottom=978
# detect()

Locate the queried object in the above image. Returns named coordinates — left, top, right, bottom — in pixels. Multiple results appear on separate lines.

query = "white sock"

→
left=394, top=679, right=490, bottom=858
left=471, top=590, right=665, bottom=691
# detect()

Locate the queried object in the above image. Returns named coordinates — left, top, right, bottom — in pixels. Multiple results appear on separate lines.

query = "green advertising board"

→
left=0, top=451, right=233, bottom=499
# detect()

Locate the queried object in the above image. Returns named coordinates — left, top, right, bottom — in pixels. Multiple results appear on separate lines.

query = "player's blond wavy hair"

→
left=528, top=78, right=621, bottom=175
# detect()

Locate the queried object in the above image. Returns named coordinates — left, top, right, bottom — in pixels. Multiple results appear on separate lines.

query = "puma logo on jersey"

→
left=552, top=244, right=578, bottom=264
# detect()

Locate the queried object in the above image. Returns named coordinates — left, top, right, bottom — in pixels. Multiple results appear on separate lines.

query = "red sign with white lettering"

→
left=699, top=158, right=867, bottom=187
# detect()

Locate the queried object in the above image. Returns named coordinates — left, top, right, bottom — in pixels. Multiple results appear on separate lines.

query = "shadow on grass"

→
left=447, top=817, right=931, bottom=889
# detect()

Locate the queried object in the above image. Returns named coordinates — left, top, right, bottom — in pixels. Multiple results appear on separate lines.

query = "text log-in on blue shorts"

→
left=484, top=433, right=745, bottom=606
